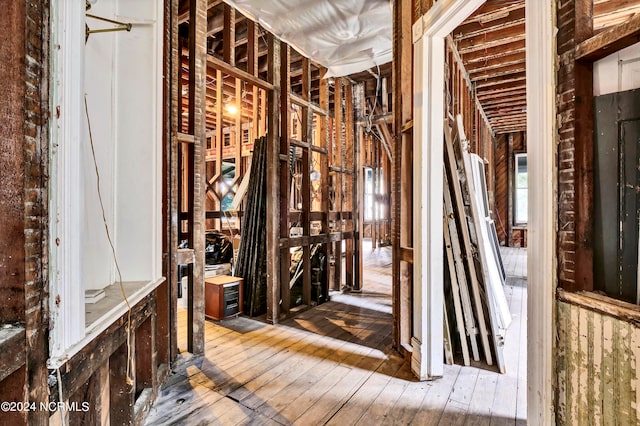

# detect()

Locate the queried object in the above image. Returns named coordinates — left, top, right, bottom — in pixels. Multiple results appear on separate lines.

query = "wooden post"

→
left=302, top=57, right=312, bottom=304
left=160, top=0, right=178, bottom=367
left=319, top=69, right=330, bottom=300
left=187, top=0, right=207, bottom=355
left=333, top=79, right=343, bottom=291
left=344, top=83, right=355, bottom=289
left=223, top=4, right=235, bottom=66
left=573, top=0, right=594, bottom=291
left=392, top=0, right=414, bottom=352
left=279, top=43, right=291, bottom=314
left=354, top=84, right=365, bottom=291
left=266, top=34, right=281, bottom=323
left=109, top=342, right=134, bottom=425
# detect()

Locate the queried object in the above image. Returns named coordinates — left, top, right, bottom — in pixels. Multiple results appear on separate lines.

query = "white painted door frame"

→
left=526, top=0, right=556, bottom=423
left=411, top=0, right=487, bottom=381
left=411, top=0, right=556, bottom=422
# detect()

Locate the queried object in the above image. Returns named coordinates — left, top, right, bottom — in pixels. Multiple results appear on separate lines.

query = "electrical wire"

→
left=57, top=367, right=66, bottom=426
left=84, top=96, right=133, bottom=386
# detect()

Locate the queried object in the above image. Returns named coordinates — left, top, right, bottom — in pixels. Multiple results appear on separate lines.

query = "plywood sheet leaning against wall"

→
left=443, top=114, right=511, bottom=373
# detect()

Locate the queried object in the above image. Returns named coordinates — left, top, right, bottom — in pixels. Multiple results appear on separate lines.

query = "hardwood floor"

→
left=147, top=244, right=527, bottom=425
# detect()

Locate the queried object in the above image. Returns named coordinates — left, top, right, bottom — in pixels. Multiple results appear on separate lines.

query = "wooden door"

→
left=594, top=88, right=640, bottom=303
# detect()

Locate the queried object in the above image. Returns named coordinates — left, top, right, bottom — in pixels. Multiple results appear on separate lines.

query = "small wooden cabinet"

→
left=204, top=275, right=243, bottom=320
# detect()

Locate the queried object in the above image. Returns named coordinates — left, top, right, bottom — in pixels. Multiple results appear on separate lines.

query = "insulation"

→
left=223, top=0, right=392, bottom=77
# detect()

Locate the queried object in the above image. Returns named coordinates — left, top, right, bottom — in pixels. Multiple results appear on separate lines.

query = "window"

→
left=49, top=0, right=164, bottom=363
left=514, top=153, right=528, bottom=224
left=364, top=167, right=385, bottom=221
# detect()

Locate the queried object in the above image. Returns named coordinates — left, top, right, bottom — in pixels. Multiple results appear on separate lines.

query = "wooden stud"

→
left=266, top=34, right=281, bottom=323
left=186, top=0, right=207, bottom=355
left=319, top=69, right=331, bottom=299
left=393, top=0, right=414, bottom=352
left=109, top=342, right=134, bottom=425
left=279, top=43, right=291, bottom=314
left=574, top=0, right=595, bottom=292
left=345, top=83, right=355, bottom=289
left=223, top=4, right=235, bottom=66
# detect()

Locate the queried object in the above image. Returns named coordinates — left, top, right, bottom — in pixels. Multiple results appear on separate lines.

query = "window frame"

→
left=513, top=152, right=528, bottom=226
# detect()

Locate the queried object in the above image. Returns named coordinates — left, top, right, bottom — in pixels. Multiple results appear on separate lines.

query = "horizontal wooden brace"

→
left=279, top=231, right=355, bottom=249
left=290, top=93, right=328, bottom=116
left=576, top=13, right=640, bottom=61
left=557, top=289, right=640, bottom=325
left=328, top=166, right=354, bottom=175
left=177, top=132, right=195, bottom=144
left=206, top=53, right=274, bottom=91
left=0, top=325, right=26, bottom=382
left=400, top=246, right=413, bottom=264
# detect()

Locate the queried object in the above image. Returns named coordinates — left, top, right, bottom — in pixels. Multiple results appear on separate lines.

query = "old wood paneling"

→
left=557, top=294, right=640, bottom=424
left=0, top=0, right=26, bottom=323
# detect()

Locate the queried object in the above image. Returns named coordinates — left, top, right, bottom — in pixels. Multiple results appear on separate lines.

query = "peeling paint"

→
left=558, top=301, right=640, bottom=424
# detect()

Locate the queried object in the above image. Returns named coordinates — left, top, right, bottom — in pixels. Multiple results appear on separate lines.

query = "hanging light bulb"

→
left=225, top=103, right=238, bottom=115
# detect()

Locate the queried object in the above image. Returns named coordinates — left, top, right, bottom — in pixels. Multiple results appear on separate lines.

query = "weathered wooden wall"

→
left=493, top=131, right=527, bottom=247
left=557, top=290, right=640, bottom=424
left=0, top=0, right=49, bottom=423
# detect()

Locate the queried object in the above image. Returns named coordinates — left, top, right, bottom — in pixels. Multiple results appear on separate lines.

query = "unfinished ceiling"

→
left=452, top=0, right=526, bottom=134
left=452, top=0, right=640, bottom=135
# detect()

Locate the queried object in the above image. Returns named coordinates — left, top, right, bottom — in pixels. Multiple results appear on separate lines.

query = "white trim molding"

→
left=526, top=0, right=557, bottom=423
left=411, top=0, right=486, bottom=381
left=49, top=0, right=87, bottom=357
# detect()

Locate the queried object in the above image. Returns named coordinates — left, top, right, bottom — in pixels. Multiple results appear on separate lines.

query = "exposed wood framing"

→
left=577, top=11, right=640, bottom=61
left=186, top=0, right=207, bottom=354
left=266, top=34, right=281, bottom=323
left=392, top=0, right=414, bottom=354
left=166, top=0, right=180, bottom=364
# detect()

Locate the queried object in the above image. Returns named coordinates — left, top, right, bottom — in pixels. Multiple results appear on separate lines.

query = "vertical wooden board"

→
left=577, top=304, right=589, bottom=425
left=189, top=0, right=208, bottom=356
left=109, top=342, right=134, bottom=425
left=632, top=325, right=640, bottom=425
left=618, top=320, right=633, bottom=424
left=443, top=215, right=470, bottom=366
left=591, top=310, right=603, bottom=425
left=555, top=303, right=566, bottom=423
left=223, top=4, right=235, bottom=66
left=567, top=304, right=580, bottom=420
left=266, top=35, right=281, bottom=323
left=601, top=314, right=615, bottom=422
left=0, top=367, right=27, bottom=424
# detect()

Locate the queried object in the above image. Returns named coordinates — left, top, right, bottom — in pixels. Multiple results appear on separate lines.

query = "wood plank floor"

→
left=147, top=244, right=527, bottom=425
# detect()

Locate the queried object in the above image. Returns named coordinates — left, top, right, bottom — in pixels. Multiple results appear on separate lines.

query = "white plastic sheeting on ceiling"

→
left=223, top=0, right=392, bottom=77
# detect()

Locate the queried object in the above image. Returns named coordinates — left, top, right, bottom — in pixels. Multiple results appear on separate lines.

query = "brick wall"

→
left=0, top=0, right=49, bottom=423
left=23, top=1, right=49, bottom=423
left=556, top=0, right=578, bottom=288
left=0, top=0, right=27, bottom=323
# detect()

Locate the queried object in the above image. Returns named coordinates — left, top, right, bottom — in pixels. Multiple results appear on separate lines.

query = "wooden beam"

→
left=465, top=53, right=526, bottom=75
left=463, top=1, right=524, bottom=25
left=222, top=4, right=235, bottom=66
left=187, top=0, right=207, bottom=355
left=266, top=34, right=281, bottom=323
left=573, top=0, right=595, bottom=292
left=456, top=24, right=525, bottom=55
left=462, top=39, right=525, bottom=64
left=475, top=76, right=527, bottom=91
left=178, top=0, right=223, bottom=23
left=576, top=12, right=640, bottom=61
left=558, top=289, right=640, bottom=325
left=454, top=7, right=525, bottom=40
left=470, top=63, right=526, bottom=82
left=206, top=53, right=274, bottom=91
left=0, top=325, right=25, bottom=382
